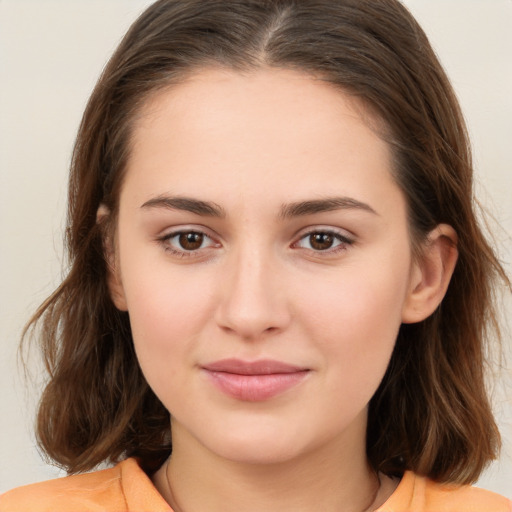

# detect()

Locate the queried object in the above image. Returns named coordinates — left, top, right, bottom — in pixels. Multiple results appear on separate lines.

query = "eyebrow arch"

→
left=141, top=195, right=226, bottom=218
left=279, top=197, right=378, bottom=219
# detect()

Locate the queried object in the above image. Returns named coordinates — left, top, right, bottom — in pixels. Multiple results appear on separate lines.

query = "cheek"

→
left=127, top=274, right=208, bottom=343
left=118, top=251, right=218, bottom=390
left=296, top=250, right=411, bottom=386
left=118, top=227, right=217, bottom=334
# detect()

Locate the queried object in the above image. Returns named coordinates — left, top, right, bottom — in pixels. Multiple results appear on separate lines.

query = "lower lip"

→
left=203, top=370, right=309, bottom=402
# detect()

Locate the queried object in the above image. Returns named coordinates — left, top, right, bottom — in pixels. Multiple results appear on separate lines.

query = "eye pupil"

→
left=310, top=233, right=334, bottom=250
left=179, top=232, right=204, bottom=250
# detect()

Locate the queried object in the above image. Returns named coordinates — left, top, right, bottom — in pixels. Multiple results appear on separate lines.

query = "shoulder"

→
left=379, top=471, right=512, bottom=512
left=423, top=479, right=512, bottom=512
left=0, top=458, right=142, bottom=512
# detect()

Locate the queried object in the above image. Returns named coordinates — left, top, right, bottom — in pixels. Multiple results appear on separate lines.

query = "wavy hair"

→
left=25, top=0, right=509, bottom=483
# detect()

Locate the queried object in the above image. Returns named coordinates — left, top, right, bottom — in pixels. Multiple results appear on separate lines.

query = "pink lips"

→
left=202, top=359, right=309, bottom=402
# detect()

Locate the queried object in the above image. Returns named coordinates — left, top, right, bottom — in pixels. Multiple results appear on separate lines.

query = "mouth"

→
left=201, top=358, right=310, bottom=402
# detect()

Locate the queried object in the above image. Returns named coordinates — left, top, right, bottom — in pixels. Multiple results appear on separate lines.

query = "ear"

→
left=97, top=204, right=128, bottom=311
left=401, top=224, right=458, bottom=324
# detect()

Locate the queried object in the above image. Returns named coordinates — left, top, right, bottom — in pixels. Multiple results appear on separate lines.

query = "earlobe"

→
left=97, top=204, right=128, bottom=312
left=107, top=265, right=129, bottom=312
left=401, top=224, right=458, bottom=324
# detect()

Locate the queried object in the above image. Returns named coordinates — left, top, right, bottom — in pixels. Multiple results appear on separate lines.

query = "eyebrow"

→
left=141, top=195, right=226, bottom=217
left=140, top=195, right=378, bottom=219
left=279, top=197, right=378, bottom=219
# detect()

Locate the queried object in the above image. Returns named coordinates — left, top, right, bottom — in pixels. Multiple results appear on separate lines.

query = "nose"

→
left=214, top=247, right=292, bottom=340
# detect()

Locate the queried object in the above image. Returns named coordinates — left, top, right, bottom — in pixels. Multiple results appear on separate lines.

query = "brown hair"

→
left=25, top=0, right=509, bottom=483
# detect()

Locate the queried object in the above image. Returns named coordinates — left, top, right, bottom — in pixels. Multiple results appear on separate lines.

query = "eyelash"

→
left=157, top=228, right=354, bottom=259
left=158, top=230, right=218, bottom=259
left=292, top=229, right=354, bottom=255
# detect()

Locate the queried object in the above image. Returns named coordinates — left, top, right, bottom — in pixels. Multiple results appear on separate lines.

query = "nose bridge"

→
left=216, top=241, right=289, bottom=339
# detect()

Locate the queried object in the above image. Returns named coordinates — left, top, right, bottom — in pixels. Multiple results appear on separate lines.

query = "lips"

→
left=202, top=359, right=310, bottom=402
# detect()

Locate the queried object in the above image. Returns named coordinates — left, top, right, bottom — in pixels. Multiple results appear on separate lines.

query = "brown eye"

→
left=161, top=229, right=218, bottom=257
left=309, top=232, right=335, bottom=250
left=178, top=232, right=204, bottom=250
left=294, top=229, right=353, bottom=254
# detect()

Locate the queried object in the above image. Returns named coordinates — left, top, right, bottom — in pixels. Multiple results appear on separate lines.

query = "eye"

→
left=159, top=229, right=218, bottom=256
left=175, top=232, right=207, bottom=251
left=294, top=230, right=353, bottom=253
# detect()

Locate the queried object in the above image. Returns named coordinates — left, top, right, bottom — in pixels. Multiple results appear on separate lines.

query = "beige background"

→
left=1, top=0, right=511, bottom=496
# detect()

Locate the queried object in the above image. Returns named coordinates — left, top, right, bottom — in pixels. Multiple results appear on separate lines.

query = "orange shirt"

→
left=1, top=458, right=510, bottom=511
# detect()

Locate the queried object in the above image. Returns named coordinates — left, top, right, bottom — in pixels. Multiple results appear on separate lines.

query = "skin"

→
left=105, top=67, right=457, bottom=512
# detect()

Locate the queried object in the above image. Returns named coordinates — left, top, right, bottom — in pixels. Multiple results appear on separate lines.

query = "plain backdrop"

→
left=1, top=0, right=511, bottom=497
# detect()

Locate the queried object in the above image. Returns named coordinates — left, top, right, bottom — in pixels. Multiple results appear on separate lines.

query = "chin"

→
left=195, top=421, right=326, bottom=466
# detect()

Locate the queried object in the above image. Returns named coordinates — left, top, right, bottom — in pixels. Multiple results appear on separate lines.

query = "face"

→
left=109, top=67, right=420, bottom=465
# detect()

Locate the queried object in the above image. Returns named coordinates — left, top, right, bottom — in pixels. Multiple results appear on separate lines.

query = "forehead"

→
left=122, top=67, right=400, bottom=215
left=134, top=66, right=385, bottom=147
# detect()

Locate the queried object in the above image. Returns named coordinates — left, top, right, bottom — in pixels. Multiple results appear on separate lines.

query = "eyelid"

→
left=294, top=225, right=355, bottom=241
left=157, top=223, right=219, bottom=240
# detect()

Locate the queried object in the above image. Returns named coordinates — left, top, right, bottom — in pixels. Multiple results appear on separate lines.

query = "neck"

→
left=153, top=416, right=392, bottom=512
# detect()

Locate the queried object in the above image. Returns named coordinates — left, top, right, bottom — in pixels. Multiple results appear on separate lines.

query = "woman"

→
left=1, top=0, right=510, bottom=510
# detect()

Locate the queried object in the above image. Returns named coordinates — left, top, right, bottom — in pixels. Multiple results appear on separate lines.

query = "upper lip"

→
left=202, top=358, right=307, bottom=375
